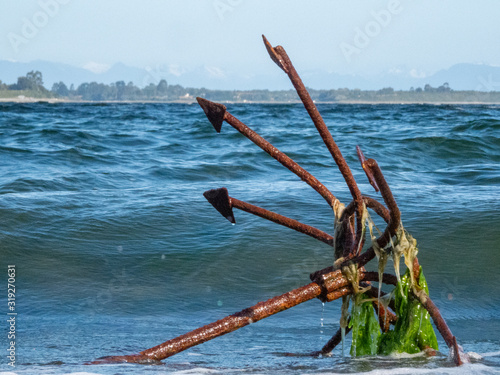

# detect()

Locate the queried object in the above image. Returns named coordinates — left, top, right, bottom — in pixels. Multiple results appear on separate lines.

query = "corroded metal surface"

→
left=319, top=323, right=352, bottom=355
left=197, top=97, right=225, bottom=132
left=92, top=36, right=463, bottom=367
left=263, top=35, right=365, bottom=253
left=140, top=282, right=324, bottom=361
left=361, top=158, right=401, bottom=249
left=93, top=271, right=360, bottom=363
left=203, top=187, right=333, bottom=246
left=356, top=146, right=379, bottom=192
left=230, top=109, right=337, bottom=208
left=203, top=187, right=235, bottom=223
left=92, top=270, right=392, bottom=364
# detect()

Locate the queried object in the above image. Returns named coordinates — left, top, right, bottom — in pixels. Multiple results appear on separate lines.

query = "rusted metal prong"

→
left=411, top=262, right=462, bottom=363
left=335, top=196, right=390, bottom=259
left=92, top=268, right=399, bottom=363
left=452, top=336, right=463, bottom=366
left=197, top=97, right=226, bottom=133
left=91, top=270, right=375, bottom=363
left=196, top=97, right=338, bottom=208
left=203, top=187, right=235, bottom=223
left=414, top=290, right=463, bottom=364
left=362, top=158, right=401, bottom=249
left=356, top=145, right=379, bottom=192
left=408, top=259, right=463, bottom=365
left=263, top=34, right=288, bottom=73
left=262, top=35, right=365, bottom=253
left=136, top=276, right=353, bottom=362
left=363, top=196, right=390, bottom=222
left=203, top=187, right=333, bottom=246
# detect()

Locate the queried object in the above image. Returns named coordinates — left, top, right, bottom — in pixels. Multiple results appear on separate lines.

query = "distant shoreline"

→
left=1, top=97, right=500, bottom=105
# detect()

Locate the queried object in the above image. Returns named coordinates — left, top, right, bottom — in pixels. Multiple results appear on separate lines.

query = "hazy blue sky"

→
left=1, top=1, right=499, bottom=80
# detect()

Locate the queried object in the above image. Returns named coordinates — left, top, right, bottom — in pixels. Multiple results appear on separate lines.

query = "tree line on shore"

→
left=2, top=70, right=500, bottom=103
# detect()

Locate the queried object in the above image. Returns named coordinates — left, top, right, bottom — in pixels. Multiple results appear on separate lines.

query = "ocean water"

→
left=1, top=102, right=499, bottom=374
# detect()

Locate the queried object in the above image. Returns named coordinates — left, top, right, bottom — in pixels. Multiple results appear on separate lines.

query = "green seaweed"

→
left=347, top=266, right=438, bottom=357
left=378, top=267, right=438, bottom=355
left=349, top=294, right=381, bottom=356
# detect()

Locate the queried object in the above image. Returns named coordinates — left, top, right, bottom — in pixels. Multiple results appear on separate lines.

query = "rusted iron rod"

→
left=311, top=241, right=390, bottom=282
left=319, top=324, right=352, bottom=355
left=452, top=336, right=463, bottom=366
left=372, top=300, right=397, bottom=333
left=315, top=270, right=397, bottom=303
left=314, top=153, right=401, bottom=274
left=332, top=195, right=390, bottom=260
left=140, top=282, right=331, bottom=361
left=92, top=269, right=404, bottom=364
left=197, top=97, right=338, bottom=208
left=311, top=249, right=373, bottom=282
left=361, top=157, right=401, bottom=249
left=93, top=282, right=350, bottom=364
left=203, top=187, right=333, bottom=246
left=411, top=259, right=462, bottom=364
left=351, top=196, right=390, bottom=223
left=414, top=292, right=456, bottom=349
left=263, top=35, right=365, bottom=252
left=414, top=289, right=464, bottom=365
left=356, top=146, right=380, bottom=192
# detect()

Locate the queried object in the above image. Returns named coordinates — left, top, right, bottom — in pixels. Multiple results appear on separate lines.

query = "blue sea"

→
left=1, top=102, right=500, bottom=374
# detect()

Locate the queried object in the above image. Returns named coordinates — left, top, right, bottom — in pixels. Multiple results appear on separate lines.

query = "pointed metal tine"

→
left=204, top=187, right=333, bottom=245
left=196, top=97, right=226, bottom=133
left=203, top=187, right=235, bottom=223
left=202, top=101, right=337, bottom=208
left=356, top=145, right=366, bottom=164
left=363, top=158, right=401, bottom=249
left=356, top=145, right=379, bottom=192
left=263, top=37, right=365, bottom=253
left=262, top=35, right=288, bottom=73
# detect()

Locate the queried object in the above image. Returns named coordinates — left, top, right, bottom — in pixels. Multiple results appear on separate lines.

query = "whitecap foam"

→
left=169, top=368, right=222, bottom=374
left=321, top=363, right=499, bottom=375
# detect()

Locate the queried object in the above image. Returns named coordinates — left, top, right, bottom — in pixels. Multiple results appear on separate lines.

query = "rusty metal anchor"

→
left=91, top=36, right=464, bottom=366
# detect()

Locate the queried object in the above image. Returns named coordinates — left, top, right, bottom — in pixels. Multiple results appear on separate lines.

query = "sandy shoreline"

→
left=1, top=96, right=499, bottom=105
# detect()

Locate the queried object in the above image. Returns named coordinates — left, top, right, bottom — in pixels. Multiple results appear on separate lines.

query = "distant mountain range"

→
left=1, top=60, right=499, bottom=92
